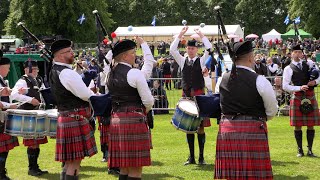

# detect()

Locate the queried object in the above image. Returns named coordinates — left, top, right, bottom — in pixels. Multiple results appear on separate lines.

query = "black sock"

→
left=198, top=133, right=206, bottom=159
left=307, top=129, right=315, bottom=150
left=294, top=130, right=303, bottom=149
left=119, top=174, right=128, bottom=180
left=186, top=134, right=195, bottom=158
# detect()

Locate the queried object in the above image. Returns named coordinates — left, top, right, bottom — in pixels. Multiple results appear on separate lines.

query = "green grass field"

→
left=5, top=112, right=320, bottom=180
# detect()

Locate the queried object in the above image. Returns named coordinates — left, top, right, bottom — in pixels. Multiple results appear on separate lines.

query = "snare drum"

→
left=171, top=98, right=202, bottom=133
left=5, top=109, right=47, bottom=137
left=45, top=109, right=58, bottom=137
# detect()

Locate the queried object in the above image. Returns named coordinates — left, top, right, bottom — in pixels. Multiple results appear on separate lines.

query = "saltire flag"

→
left=284, top=14, right=290, bottom=25
left=151, top=16, right=156, bottom=26
left=294, top=16, right=301, bottom=24
left=78, top=13, right=86, bottom=25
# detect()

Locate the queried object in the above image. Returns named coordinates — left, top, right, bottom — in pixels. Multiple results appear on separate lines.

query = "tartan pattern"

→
left=0, top=133, right=19, bottom=153
left=214, top=118, right=273, bottom=180
left=97, top=116, right=109, bottom=145
left=163, top=74, right=172, bottom=83
left=108, top=108, right=151, bottom=168
left=23, top=137, right=48, bottom=146
left=55, top=108, right=97, bottom=162
left=289, top=90, right=320, bottom=126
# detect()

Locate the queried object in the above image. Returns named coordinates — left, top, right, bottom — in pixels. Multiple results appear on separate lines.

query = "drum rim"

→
left=177, top=99, right=199, bottom=116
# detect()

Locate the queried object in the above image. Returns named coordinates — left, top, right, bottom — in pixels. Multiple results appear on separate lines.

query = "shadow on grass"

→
left=274, top=174, right=309, bottom=180
left=143, top=173, right=184, bottom=180
left=81, top=165, right=108, bottom=172
left=271, top=160, right=299, bottom=166
left=152, top=160, right=164, bottom=166
left=40, top=172, right=90, bottom=179
left=192, top=163, right=214, bottom=172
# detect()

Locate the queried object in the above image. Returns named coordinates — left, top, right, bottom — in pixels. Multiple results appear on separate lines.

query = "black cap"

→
left=23, top=59, right=38, bottom=68
left=112, top=39, right=136, bottom=58
left=50, top=39, right=72, bottom=56
left=187, top=39, right=198, bottom=47
left=0, top=57, right=11, bottom=65
left=292, top=44, right=303, bottom=51
left=233, top=41, right=253, bottom=58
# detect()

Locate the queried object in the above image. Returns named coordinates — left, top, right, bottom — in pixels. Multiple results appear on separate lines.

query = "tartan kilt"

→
left=182, top=88, right=211, bottom=128
left=23, top=137, right=48, bottom=147
left=55, top=108, right=97, bottom=162
left=289, top=90, right=320, bottom=126
left=97, top=116, right=109, bottom=145
left=0, top=133, right=19, bottom=153
left=163, top=74, right=171, bottom=83
left=214, top=118, right=273, bottom=180
left=108, top=107, right=151, bottom=168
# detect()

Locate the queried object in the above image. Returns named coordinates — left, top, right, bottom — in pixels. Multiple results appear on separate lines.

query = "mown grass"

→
left=5, top=112, right=320, bottom=180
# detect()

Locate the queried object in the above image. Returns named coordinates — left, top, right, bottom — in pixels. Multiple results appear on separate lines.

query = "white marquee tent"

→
left=261, top=29, right=282, bottom=42
left=114, top=25, right=244, bottom=42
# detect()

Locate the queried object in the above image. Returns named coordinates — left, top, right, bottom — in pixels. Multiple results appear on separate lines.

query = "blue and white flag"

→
left=284, top=14, right=290, bottom=25
left=77, top=13, right=86, bottom=25
left=294, top=16, right=301, bottom=24
left=151, top=16, right=156, bottom=26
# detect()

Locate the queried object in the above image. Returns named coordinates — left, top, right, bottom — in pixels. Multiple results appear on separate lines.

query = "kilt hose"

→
left=214, top=118, right=273, bottom=180
left=55, top=107, right=97, bottom=162
left=182, top=88, right=211, bottom=128
left=290, top=90, right=320, bottom=126
left=108, top=106, right=151, bottom=168
left=0, top=133, right=19, bottom=153
left=23, top=137, right=48, bottom=147
left=97, top=116, right=109, bottom=145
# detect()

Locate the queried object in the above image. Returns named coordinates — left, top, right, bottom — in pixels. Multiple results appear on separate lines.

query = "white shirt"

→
left=217, top=66, right=278, bottom=119
left=53, top=61, right=94, bottom=101
left=0, top=76, right=11, bottom=109
left=204, top=76, right=212, bottom=92
left=170, top=36, right=212, bottom=70
left=118, top=62, right=154, bottom=112
left=11, top=75, right=45, bottom=104
left=267, top=63, right=279, bottom=74
left=282, top=59, right=320, bottom=93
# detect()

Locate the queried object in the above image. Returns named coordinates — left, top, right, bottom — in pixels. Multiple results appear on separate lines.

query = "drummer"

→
left=0, top=51, right=19, bottom=179
left=11, top=59, right=48, bottom=176
left=170, top=26, right=212, bottom=165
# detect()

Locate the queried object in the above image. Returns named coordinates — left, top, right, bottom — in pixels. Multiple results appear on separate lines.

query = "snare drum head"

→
left=6, top=109, right=38, bottom=115
left=28, top=110, right=47, bottom=117
left=178, top=99, right=198, bottom=116
left=45, top=109, right=58, bottom=117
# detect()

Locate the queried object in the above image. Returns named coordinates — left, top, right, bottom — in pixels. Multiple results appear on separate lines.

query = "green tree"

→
left=208, top=0, right=239, bottom=25
left=288, top=0, right=320, bottom=38
left=4, top=0, right=113, bottom=42
left=235, top=0, right=288, bottom=36
left=0, top=0, right=10, bottom=34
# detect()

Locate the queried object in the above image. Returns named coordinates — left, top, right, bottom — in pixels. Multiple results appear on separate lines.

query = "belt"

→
left=222, top=114, right=267, bottom=121
left=59, top=107, right=90, bottom=120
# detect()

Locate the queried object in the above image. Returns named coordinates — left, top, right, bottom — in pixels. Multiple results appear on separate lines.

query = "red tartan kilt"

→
left=182, top=89, right=211, bottom=128
left=289, top=90, right=320, bottom=126
left=23, top=137, right=48, bottom=146
left=108, top=108, right=151, bottom=168
left=163, top=74, right=171, bottom=83
left=97, top=116, right=109, bottom=145
left=0, top=133, right=19, bottom=153
left=55, top=108, right=97, bottom=162
left=214, top=118, right=273, bottom=180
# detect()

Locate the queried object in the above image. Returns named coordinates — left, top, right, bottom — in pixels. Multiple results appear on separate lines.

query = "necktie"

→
left=189, top=59, right=194, bottom=66
left=297, top=62, right=302, bottom=70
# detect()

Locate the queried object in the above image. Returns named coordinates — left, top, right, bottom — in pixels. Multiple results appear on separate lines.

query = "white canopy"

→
left=262, top=29, right=282, bottom=42
left=114, top=25, right=244, bottom=42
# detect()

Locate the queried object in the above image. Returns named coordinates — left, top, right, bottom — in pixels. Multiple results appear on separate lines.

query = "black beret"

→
left=292, top=44, right=303, bottom=51
left=50, top=39, right=72, bottom=56
left=187, top=39, right=198, bottom=47
left=233, top=41, right=253, bottom=58
left=23, top=59, right=38, bottom=68
left=0, top=57, right=11, bottom=65
left=112, top=39, right=136, bottom=58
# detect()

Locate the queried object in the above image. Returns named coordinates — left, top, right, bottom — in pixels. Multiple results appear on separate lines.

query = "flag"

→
left=77, top=13, right=86, bottom=25
left=294, top=16, right=301, bottom=24
left=284, top=14, right=290, bottom=25
left=151, top=16, right=156, bottom=26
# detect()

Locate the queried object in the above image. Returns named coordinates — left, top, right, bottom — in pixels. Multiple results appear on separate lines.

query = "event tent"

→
left=114, top=25, right=244, bottom=42
left=262, top=29, right=282, bottom=42
left=281, top=29, right=312, bottom=40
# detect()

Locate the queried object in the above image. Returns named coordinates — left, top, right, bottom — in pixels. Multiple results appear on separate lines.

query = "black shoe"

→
left=307, top=150, right=317, bottom=157
left=198, top=158, right=207, bottom=165
left=297, top=148, right=304, bottom=157
left=184, top=157, right=196, bottom=165
left=108, top=167, right=120, bottom=175
left=28, top=169, right=42, bottom=176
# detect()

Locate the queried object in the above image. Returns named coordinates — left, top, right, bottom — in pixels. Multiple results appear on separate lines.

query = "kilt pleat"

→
left=55, top=109, right=97, bottom=162
left=290, top=90, right=320, bottom=126
left=0, top=133, right=19, bottom=153
left=214, top=119, right=273, bottom=180
left=23, top=137, right=48, bottom=146
left=97, top=116, right=109, bottom=145
left=108, top=110, right=151, bottom=168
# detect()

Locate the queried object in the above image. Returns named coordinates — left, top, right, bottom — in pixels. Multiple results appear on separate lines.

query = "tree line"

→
left=0, top=0, right=319, bottom=43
